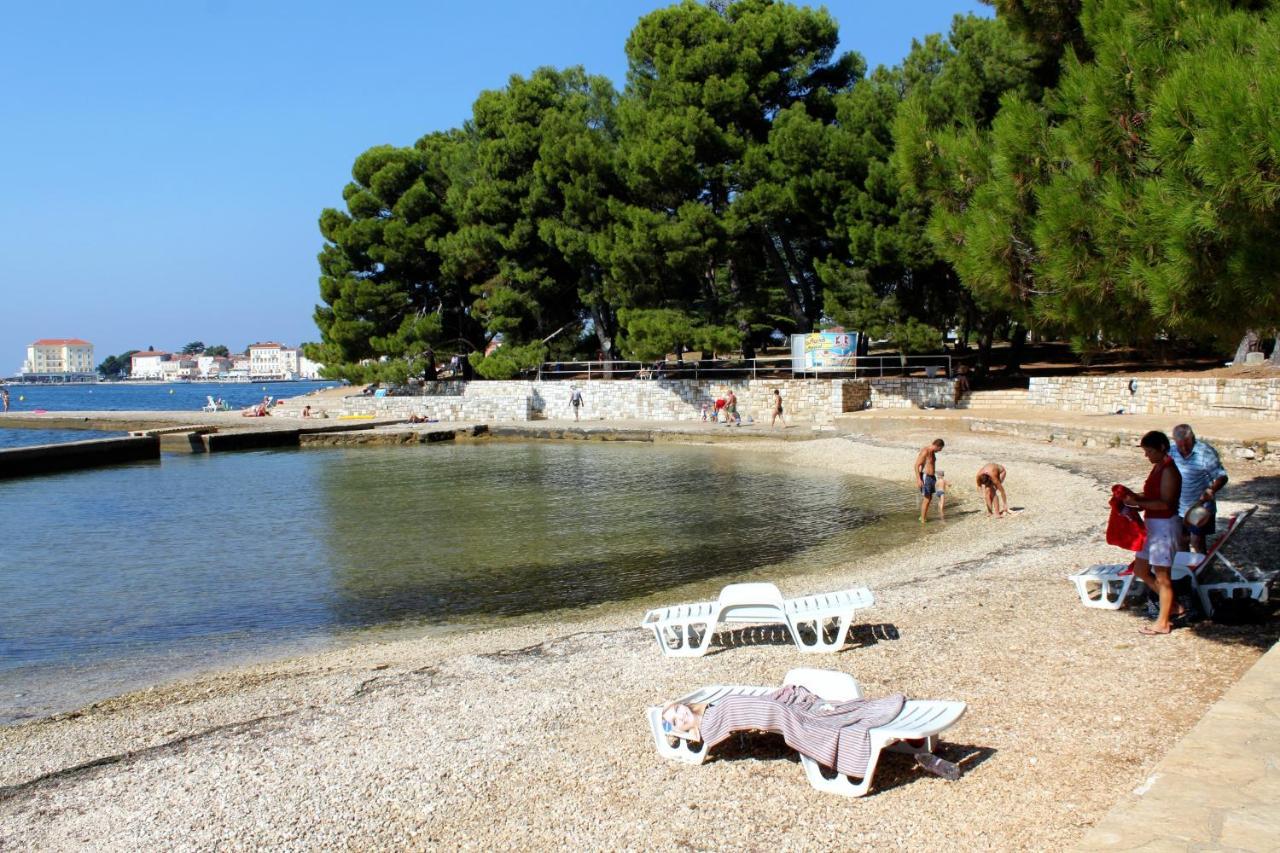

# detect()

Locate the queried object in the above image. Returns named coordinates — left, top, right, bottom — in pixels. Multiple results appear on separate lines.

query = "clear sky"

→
left=0, top=0, right=988, bottom=371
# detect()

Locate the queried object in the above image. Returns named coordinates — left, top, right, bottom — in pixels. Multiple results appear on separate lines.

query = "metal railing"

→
left=536, top=354, right=952, bottom=380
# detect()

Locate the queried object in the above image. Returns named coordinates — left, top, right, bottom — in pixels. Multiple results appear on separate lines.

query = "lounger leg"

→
left=647, top=708, right=709, bottom=765
left=651, top=615, right=719, bottom=656
left=1071, top=574, right=1132, bottom=610
left=789, top=615, right=850, bottom=653
left=798, top=749, right=880, bottom=797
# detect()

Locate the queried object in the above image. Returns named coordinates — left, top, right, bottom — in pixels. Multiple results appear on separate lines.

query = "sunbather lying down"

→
left=662, top=685, right=959, bottom=781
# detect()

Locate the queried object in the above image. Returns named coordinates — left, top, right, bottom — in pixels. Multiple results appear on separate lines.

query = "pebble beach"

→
left=1, top=428, right=1276, bottom=850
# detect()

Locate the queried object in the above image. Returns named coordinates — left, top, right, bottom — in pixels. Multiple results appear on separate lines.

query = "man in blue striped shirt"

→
left=1171, top=424, right=1228, bottom=552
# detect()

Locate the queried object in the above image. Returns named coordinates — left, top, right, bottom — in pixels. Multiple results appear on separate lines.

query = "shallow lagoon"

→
left=0, top=440, right=923, bottom=723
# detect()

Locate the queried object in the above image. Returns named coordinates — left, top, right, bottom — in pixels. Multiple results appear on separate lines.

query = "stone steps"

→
left=956, top=389, right=1030, bottom=409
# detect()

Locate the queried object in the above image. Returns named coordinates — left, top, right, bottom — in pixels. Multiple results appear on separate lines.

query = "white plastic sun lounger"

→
left=1068, top=505, right=1264, bottom=615
left=646, top=667, right=967, bottom=798
left=640, top=582, right=874, bottom=656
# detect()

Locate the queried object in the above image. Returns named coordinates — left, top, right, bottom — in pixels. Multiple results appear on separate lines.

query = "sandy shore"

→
left=1, top=428, right=1276, bottom=850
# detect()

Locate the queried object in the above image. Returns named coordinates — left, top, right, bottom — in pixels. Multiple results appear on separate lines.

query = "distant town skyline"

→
left=10, top=337, right=315, bottom=377
left=0, top=0, right=988, bottom=367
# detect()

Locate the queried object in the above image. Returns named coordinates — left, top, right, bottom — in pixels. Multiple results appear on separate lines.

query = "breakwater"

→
left=0, top=435, right=159, bottom=478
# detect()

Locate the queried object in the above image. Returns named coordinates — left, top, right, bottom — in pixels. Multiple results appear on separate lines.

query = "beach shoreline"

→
left=1, top=429, right=1275, bottom=849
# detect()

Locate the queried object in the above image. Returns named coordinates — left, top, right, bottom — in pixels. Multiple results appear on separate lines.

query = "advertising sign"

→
left=790, top=331, right=861, bottom=373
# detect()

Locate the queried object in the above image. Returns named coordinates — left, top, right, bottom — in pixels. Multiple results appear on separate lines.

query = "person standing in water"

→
left=914, top=438, right=945, bottom=523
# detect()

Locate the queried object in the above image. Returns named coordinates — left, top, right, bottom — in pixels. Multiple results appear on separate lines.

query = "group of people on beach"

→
left=1119, top=423, right=1229, bottom=636
left=913, top=421, right=1230, bottom=636
left=913, top=438, right=1011, bottom=524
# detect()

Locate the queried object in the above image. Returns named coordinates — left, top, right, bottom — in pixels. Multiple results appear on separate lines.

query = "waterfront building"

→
left=196, top=355, right=234, bottom=379
left=247, top=342, right=321, bottom=380
left=21, top=338, right=96, bottom=382
left=130, top=351, right=171, bottom=380
left=159, top=357, right=198, bottom=380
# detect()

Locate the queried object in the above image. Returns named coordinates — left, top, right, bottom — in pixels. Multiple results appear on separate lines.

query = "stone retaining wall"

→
left=867, top=378, right=956, bottom=410
left=1028, top=376, right=1280, bottom=420
left=335, top=378, right=837, bottom=424
left=328, top=377, right=960, bottom=425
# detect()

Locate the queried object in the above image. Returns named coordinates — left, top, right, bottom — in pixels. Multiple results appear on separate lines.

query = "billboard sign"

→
left=791, top=331, right=860, bottom=373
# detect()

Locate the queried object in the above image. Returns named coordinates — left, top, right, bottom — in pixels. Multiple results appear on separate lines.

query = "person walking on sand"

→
left=1122, top=430, right=1184, bottom=636
left=569, top=386, right=584, bottom=421
left=770, top=388, right=787, bottom=429
left=976, top=463, right=1009, bottom=516
left=914, top=438, right=945, bottom=523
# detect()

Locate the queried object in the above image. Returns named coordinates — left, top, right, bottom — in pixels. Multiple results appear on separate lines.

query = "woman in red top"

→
left=1123, top=431, right=1183, bottom=635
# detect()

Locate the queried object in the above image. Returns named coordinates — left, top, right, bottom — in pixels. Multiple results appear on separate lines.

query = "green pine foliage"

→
left=311, top=0, right=1280, bottom=378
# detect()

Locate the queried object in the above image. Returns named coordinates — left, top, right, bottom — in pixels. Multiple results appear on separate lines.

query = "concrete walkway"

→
left=837, top=408, right=1278, bottom=464
left=1074, top=639, right=1280, bottom=851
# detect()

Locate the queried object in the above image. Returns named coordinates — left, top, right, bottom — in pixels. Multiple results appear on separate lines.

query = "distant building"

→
left=159, top=358, right=198, bottom=380
left=130, top=351, right=171, bottom=380
left=119, top=343, right=321, bottom=381
left=21, top=338, right=96, bottom=382
left=247, top=342, right=321, bottom=379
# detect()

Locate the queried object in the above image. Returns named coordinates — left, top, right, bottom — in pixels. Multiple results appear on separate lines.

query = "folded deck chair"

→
left=646, top=667, right=967, bottom=798
left=640, top=582, right=874, bottom=657
left=202, top=395, right=218, bottom=412
left=1068, top=505, right=1264, bottom=615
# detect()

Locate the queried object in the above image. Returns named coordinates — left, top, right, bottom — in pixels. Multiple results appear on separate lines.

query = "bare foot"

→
left=1139, top=625, right=1172, bottom=636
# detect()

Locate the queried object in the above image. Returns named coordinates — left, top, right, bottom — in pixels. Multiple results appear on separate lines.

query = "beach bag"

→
left=1105, top=484, right=1146, bottom=551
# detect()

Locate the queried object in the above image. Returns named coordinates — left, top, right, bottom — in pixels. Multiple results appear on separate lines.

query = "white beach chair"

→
left=1068, top=505, right=1265, bottom=615
left=646, top=667, right=967, bottom=798
left=640, top=582, right=874, bottom=656
left=202, top=395, right=219, bottom=412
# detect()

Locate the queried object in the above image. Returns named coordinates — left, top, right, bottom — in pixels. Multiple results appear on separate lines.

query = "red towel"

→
left=1106, top=484, right=1146, bottom=551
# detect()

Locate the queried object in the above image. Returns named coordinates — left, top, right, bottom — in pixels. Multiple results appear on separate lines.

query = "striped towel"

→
left=698, top=685, right=906, bottom=778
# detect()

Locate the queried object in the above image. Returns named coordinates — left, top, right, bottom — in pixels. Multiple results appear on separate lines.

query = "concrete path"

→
left=837, top=408, right=1278, bottom=465
left=1074, top=639, right=1280, bottom=851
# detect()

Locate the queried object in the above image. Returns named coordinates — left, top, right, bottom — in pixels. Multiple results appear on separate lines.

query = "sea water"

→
left=0, top=440, right=924, bottom=723
left=0, top=380, right=339, bottom=448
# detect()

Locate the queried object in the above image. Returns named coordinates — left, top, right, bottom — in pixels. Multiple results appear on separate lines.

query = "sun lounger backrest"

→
left=718, top=582, right=784, bottom=608
left=1193, top=506, right=1256, bottom=578
left=784, top=668, right=862, bottom=701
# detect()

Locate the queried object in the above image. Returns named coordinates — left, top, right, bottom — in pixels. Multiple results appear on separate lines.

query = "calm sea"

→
left=0, top=380, right=339, bottom=448
left=0, top=441, right=929, bottom=724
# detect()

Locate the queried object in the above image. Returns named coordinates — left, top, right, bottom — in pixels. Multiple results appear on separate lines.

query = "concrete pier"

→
left=0, top=435, right=160, bottom=478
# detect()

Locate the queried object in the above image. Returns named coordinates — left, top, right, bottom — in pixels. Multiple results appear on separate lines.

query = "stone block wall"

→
left=837, top=379, right=871, bottom=412
left=868, top=378, right=956, bottom=409
left=326, top=376, right=959, bottom=424
left=1028, top=376, right=1280, bottom=420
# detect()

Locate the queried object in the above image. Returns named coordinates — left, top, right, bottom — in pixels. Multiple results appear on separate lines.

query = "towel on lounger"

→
left=697, top=685, right=905, bottom=778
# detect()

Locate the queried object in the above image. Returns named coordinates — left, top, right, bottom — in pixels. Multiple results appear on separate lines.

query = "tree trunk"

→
left=1234, top=329, right=1260, bottom=365
left=760, top=227, right=810, bottom=331
left=1006, top=323, right=1028, bottom=374
left=975, top=319, right=997, bottom=379
left=590, top=304, right=615, bottom=378
left=725, top=256, right=755, bottom=361
left=778, top=235, right=821, bottom=330
left=1269, top=331, right=1280, bottom=366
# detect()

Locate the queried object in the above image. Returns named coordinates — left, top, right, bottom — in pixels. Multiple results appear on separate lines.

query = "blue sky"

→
left=0, top=0, right=988, bottom=371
